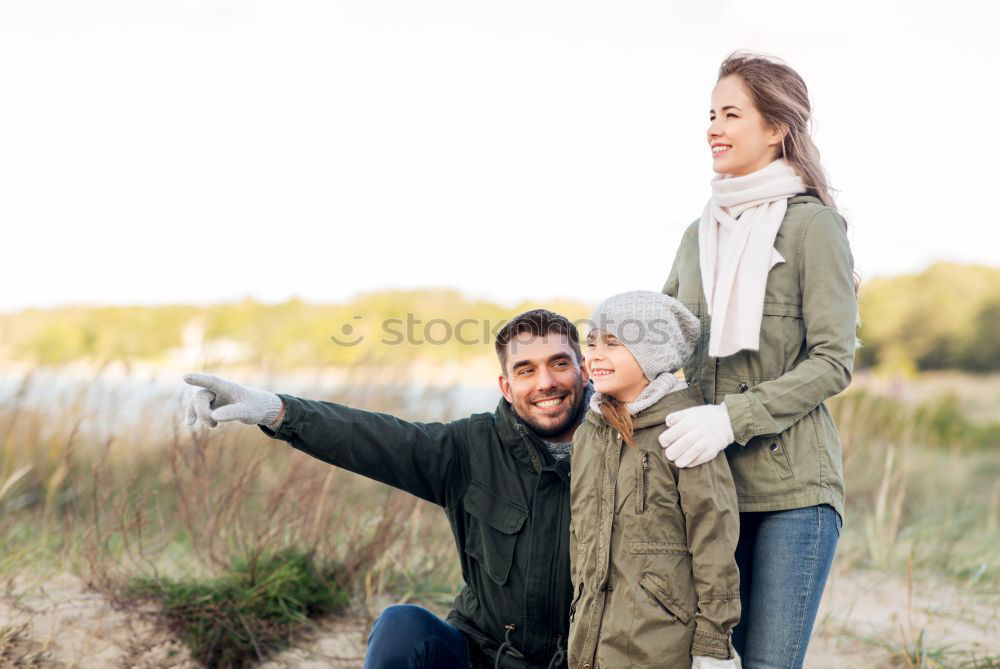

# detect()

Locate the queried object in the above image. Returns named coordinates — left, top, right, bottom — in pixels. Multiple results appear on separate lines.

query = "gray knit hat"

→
left=588, top=291, right=700, bottom=381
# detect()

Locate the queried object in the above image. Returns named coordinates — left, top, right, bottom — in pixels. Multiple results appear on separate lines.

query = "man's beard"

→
left=515, top=377, right=587, bottom=439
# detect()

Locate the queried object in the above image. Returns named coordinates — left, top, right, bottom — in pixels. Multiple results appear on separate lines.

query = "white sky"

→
left=1, top=0, right=997, bottom=312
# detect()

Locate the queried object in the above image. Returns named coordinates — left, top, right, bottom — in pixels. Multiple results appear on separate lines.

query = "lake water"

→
left=0, top=364, right=503, bottom=443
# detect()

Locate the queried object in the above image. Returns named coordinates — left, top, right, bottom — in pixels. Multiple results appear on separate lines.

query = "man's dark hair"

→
left=494, top=309, right=583, bottom=373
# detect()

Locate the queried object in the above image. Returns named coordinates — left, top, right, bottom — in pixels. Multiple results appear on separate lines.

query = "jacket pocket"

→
left=637, top=572, right=693, bottom=626
left=767, top=432, right=794, bottom=481
left=761, top=301, right=802, bottom=318
left=628, top=571, right=696, bottom=666
left=759, top=301, right=806, bottom=365
left=463, top=481, right=529, bottom=585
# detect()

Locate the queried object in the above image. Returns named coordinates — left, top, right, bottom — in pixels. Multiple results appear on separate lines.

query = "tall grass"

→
left=831, top=387, right=1000, bottom=588
left=0, top=363, right=462, bottom=666
left=1, top=363, right=998, bottom=665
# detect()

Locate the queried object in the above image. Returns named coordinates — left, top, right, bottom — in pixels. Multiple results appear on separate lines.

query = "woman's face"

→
left=585, top=330, right=648, bottom=403
left=708, top=75, right=784, bottom=177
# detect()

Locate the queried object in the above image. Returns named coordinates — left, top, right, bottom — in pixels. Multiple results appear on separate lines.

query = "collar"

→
left=589, top=373, right=685, bottom=416
left=496, top=381, right=594, bottom=468
left=586, top=384, right=704, bottom=431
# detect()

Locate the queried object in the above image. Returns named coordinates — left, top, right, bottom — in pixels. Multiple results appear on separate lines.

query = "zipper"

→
left=568, top=581, right=584, bottom=622
left=548, top=471, right=565, bottom=654
left=636, top=451, right=648, bottom=514
left=714, top=357, right=721, bottom=403
left=516, top=421, right=546, bottom=472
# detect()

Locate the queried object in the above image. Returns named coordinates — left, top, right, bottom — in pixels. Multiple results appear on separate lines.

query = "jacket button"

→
left=739, top=383, right=749, bottom=392
left=770, top=442, right=779, bottom=452
left=738, top=432, right=747, bottom=441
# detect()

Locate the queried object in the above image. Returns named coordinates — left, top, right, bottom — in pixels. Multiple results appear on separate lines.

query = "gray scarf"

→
left=589, top=372, right=687, bottom=416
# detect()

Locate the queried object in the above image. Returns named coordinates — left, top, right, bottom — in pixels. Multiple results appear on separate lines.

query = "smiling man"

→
left=183, top=309, right=591, bottom=669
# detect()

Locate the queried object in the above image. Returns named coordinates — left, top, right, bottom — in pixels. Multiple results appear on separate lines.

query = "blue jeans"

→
left=365, top=604, right=470, bottom=669
left=732, top=504, right=842, bottom=669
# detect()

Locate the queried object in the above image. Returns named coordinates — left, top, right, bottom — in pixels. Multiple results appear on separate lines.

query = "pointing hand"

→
left=183, top=372, right=284, bottom=428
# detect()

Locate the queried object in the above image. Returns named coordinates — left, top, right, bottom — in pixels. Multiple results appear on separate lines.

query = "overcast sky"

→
left=2, top=0, right=996, bottom=312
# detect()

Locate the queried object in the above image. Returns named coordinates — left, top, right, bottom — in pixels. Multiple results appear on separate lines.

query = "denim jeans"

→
left=732, top=504, right=842, bottom=669
left=364, top=604, right=470, bottom=669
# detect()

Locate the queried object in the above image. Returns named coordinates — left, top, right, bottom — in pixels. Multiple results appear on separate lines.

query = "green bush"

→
left=128, top=548, right=348, bottom=668
left=858, top=263, right=1000, bottom=373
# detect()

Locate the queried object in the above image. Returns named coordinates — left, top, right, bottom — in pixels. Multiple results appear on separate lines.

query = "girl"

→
left=568, top=290, right=741, bottom=669
left=660, top=52, right=857, bottom=668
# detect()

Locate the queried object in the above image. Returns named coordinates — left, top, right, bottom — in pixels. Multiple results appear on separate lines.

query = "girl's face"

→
left=708, top=75, right=784, bottom=177
left=585, top=330, right=649, bottom=403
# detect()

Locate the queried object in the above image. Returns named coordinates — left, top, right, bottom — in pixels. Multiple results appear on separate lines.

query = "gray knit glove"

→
left=183, top=373, right=284, bottom=429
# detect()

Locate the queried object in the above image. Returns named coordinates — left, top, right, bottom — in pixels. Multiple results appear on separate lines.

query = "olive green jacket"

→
left=568, top=386, right=740, bottom=669
left=662, top=194, right=857, bottom=517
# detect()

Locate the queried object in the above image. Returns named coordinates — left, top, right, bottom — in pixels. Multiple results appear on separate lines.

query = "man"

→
left=184, top=309, right=592, bottom=669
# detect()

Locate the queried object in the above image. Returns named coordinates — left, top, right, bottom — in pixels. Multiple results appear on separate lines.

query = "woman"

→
left=569, top=291, right=741, bottom=669
left=659, top=52, right=857, bottom=668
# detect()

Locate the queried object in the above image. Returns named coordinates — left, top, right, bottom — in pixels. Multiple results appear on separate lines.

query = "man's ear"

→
left=579, top=359, right=590, bottom=384
left=498, top=373, right=513, bottom=403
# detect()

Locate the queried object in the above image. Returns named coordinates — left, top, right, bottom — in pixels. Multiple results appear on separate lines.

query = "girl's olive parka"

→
left=568, top=386, right=740, bottom=669
left=662, top=195, right=857, bottom=518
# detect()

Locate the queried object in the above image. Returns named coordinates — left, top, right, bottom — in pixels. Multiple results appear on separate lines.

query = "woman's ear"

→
left=768, top=122, right=788, bottom=150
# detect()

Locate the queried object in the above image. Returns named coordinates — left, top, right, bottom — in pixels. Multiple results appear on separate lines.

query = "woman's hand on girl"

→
left=659, top=403, right=735, bottom=468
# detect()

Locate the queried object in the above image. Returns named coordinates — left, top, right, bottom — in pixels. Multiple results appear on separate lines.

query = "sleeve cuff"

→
left=691, top=629, right=734, bottom=660
left=722, top=393, right=755, bottom=446
left=258, top=394, right=294, bottom=441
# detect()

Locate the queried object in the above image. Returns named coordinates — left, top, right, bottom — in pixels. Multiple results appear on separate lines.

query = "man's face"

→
left=498, top=332, right=589, bottom=443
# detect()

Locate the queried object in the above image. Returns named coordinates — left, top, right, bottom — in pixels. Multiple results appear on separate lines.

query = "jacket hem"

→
left=735, top=487, right=844, bottom=519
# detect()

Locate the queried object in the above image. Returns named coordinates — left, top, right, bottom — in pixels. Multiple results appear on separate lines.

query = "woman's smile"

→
left=711, top=143, right=732, bottom=158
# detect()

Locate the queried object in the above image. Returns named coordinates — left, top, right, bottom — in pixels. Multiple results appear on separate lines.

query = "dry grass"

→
left=1, top=362, right=998, bottom=666
left=0, top=363, right=461, bottom=666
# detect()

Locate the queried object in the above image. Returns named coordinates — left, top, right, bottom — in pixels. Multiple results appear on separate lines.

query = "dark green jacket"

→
left=259, top=394, right=572, bottom=669
left=663, top=194, right=857, bottom=517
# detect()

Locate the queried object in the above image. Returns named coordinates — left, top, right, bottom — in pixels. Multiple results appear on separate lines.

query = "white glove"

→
left=692, top=654, right=740, bottom=669
left=183, top=372, right=284, bottom=428
left=659, top=403, right=735, bottom=468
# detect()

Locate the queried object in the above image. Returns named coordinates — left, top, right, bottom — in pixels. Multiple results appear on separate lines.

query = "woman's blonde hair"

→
left=718, top=51, right=839, bottom=215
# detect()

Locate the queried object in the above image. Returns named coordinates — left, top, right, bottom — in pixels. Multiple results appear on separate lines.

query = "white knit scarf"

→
left=699, top=159, right=806, bottom=357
